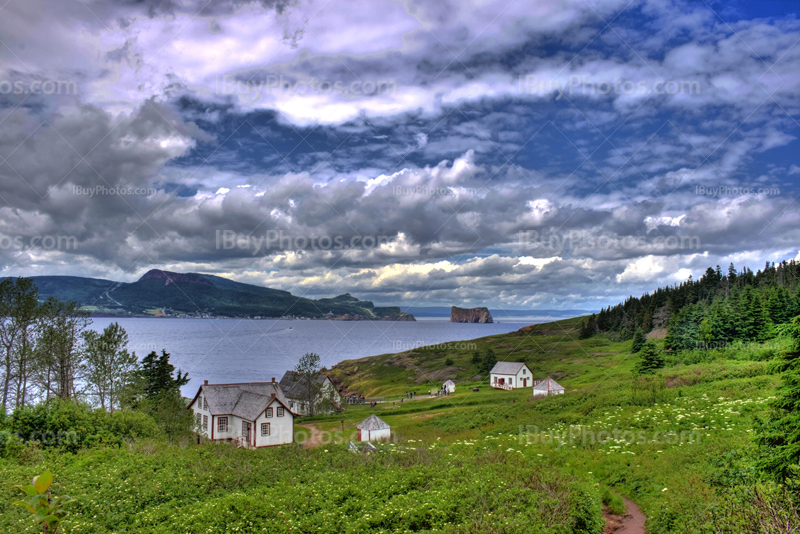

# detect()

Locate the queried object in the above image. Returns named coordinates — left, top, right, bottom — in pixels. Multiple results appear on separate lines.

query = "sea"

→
left=87, top=316, right=564, bottom=395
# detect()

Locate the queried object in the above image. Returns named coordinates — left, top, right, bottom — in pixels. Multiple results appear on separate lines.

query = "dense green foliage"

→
left=592, top=260, right=800, bottom=345
left=0, top=439, right=604, bottom=534
left=3, top=399, right=158, bottom=455
left=756, top=316, right=800, bottom=478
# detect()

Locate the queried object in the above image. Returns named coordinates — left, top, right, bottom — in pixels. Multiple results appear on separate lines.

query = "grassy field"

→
left=308, top=317, right=786, bottom=532
left=1, top=317, right=789, bottom=533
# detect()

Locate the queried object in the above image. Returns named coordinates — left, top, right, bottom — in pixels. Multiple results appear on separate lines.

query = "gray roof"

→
left=489, top=361, right=529, bottom=375
left=443, top=380, right=455, bottom=385
left=357, top=413, right=390, bottom=431
left=197, top=382, right=290, bottom=420
left=280, top=371, right=330, bottom=401
left=533, top=377, right=565, bottom=391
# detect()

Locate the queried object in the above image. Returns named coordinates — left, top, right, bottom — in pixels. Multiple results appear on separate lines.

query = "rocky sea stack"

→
left=450, top=306, right=493, bottom=323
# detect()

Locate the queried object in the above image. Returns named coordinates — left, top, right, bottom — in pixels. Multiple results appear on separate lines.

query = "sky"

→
left=0, top=0, right=799, bottom=311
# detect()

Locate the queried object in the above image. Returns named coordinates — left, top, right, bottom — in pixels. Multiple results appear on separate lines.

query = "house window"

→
left=218, top=417, right=228, bottom=432
left=203, top=415, right=208, bottom=430
left=195, top=413, right=201, bottom=427
left=198, top=396, right=203, bottom=409
left=203, top=397, right=208, bottom=410
left=277, top=407, right=285, bottom=417
left=289, top=401, right=294, bottom=409
left=509, top=378, right=513, bottom=385
left=266, top=407, right=273, bottom=418
left=522, top=368, right=526, bottom=374
left=262, top=423, right=270, bottom=436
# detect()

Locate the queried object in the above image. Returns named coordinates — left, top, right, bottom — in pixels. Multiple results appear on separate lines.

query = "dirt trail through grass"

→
left=297, top=424, right=324, bottom=448
left=604, top=498, right=646, bottom=534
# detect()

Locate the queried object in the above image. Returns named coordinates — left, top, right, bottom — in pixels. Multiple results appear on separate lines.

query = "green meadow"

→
left=1, top=316, right=796, bottom=533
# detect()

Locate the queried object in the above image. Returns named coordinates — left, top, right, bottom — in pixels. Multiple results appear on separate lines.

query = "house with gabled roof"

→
left=489, top=361, right=533, bottom=389
left=187, top=378, right=295, bottom=448
left=532, top=376, right=565, bottom=397
left=356, top=414, right=390, bottom=442
left=279, top=371, right=342, bottom=415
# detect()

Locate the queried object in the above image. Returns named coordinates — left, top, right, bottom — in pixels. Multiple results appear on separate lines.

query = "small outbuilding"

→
left=443, top=379, right=456, bottom=393
left=356, top=413, right=390, bottom=442
left=532, top=377, right=565, bottom=397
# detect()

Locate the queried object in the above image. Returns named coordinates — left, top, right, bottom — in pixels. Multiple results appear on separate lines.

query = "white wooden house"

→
left=188, top=379, right=295, bottom=448
left=532, top=377, right=565, bottom=397
left=356, top=414, right=390, bottom=442
left=489, top=362, right=533, bottom=389
left=279, top=371, right=342, bottom=415
left=443, top=380, right=456, bottom=393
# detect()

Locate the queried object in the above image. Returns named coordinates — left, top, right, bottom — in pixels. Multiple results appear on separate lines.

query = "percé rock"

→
left=450, top=306, right=493, bottom=323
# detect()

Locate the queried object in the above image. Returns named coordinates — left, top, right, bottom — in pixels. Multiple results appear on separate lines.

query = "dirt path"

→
left=603, top=498, right=647, bottom=534
left=296, top=423, right=324, bottom=448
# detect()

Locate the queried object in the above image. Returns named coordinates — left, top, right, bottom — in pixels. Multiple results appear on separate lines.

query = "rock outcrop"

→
left=450, top=306, right=493, bottom=323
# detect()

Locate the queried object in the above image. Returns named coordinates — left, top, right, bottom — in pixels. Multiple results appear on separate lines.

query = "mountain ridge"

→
left=3, top=272, right=414, bottom=320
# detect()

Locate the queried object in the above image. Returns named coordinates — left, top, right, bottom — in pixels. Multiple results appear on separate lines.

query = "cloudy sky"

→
left=1, top=0, right=799, bottom=310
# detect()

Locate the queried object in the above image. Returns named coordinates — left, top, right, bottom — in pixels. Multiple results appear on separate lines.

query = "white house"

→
left=443, top=380, right=456, bottom=393
left=188, top=379, right=295, bottom=448
left=489, top=361, right=534, bottom=389
left=356, top=414, right=390, bottom=442
left=279, top=371, right=342, bottom=415
left=532, top=377, right=565, bottom=397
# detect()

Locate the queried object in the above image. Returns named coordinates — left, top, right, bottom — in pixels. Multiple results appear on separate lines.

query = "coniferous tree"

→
left=635, top=341, right=665, bottom=375
left=756, top=316, right=800, bottom=478
left=137, top=350, right=188, bottom=399
left=480, top=349, right=497, bottom=375
left=631, top=327, right=646, bottom=353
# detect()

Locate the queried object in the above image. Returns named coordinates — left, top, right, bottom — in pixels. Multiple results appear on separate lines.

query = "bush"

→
left=9, top=399, right=159, bottom=453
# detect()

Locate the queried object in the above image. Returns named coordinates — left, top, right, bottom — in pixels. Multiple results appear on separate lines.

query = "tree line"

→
left=578, top=259, right=800, bottom=349
left=0, top=277, right=191, bottom=439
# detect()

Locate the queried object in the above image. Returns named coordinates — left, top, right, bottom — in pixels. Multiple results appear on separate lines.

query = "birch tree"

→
left=82, top=322, right=137, bottom=413
left=0, top=277, right=40, bottom=410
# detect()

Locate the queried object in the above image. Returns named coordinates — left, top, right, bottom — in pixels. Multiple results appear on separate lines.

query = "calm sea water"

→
left=88, top=317, right=555, bottom=395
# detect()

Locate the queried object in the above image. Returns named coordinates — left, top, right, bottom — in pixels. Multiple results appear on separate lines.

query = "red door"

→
left=523, top=378, right=527, bottom=387
left=357, top=429, right=362, bottom=441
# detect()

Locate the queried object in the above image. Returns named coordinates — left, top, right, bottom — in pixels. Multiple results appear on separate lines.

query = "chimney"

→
left=271, top=377, right=275, bottom=383
left=204, top=380, right=208, bottom=385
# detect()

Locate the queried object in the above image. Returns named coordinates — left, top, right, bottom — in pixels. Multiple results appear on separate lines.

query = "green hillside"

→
left=9, top=270, right=412, bottom=319
left=310, top=315, right=793, bottom=532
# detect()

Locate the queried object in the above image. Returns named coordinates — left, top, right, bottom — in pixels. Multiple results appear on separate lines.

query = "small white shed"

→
left=443, top=380, right=456, bottom=393
left=532, top=377, right=565, bottom=397
left=357, top=413, right=390, bottom=442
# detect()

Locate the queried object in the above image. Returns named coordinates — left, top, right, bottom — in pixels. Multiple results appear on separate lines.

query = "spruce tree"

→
left=631, top=327, right=646, bottom=353
left=635, top=341, right=664, bottom=375
left=138, top=349, right=188, bottom=399
left=756, top=316, right=800, bottom=478
left=480, top=349, right=497, bottom=374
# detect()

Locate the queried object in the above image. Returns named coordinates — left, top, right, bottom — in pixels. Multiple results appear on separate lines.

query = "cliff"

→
left=450, top=306, right=493, bottom=323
